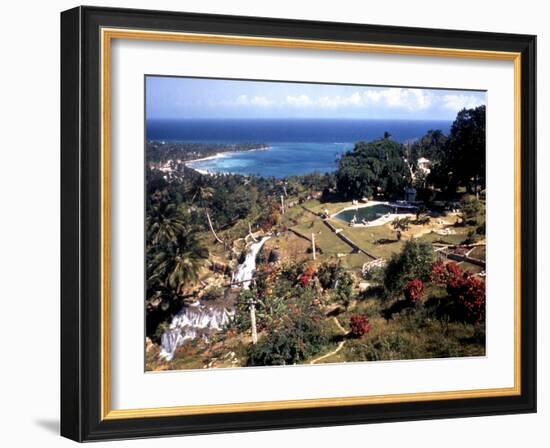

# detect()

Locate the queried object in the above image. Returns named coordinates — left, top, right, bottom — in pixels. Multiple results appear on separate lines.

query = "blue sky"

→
left=146, top=76, right=486, bottom=120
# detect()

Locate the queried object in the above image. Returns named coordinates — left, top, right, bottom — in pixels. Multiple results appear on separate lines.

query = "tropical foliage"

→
left=145, top=106, right=487, bottom=369
left=428, top=105, right=486, bottom=195
left=335, top=136, right=411, bottom=199
left=383, top=240, right=435, bottom=298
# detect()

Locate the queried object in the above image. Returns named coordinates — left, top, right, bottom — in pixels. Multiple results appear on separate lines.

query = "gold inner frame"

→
left=100, top=27, right=522, bottom=420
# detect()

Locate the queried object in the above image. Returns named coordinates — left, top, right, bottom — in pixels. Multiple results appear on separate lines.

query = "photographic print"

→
left=144, top=76, right=487, bottom=371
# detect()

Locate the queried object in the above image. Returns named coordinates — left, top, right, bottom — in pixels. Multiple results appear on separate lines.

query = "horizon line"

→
left=146, top=117, right=458, bottom=121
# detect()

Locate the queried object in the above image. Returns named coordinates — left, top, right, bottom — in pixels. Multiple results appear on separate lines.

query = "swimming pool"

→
left=334, top=204, right=412, bottom=224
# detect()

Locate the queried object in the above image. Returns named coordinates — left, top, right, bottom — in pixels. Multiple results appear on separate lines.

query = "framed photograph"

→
left=60, top=6, right=536, bottom=441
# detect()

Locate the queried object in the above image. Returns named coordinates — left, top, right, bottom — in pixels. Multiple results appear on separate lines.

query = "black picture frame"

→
left=61, top=5, right=536, bottom=442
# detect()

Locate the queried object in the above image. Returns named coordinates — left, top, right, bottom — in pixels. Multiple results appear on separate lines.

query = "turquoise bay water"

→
left=147, top=119, right=452, bottom=178
left=188, top=142, right=352, bottom=177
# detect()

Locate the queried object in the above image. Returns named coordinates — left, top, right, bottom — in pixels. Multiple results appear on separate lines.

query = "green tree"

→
left=410, top=129, right=448, bottom=166
left=148, top=231, right=209, bottom=296
left=391, top=216, right=411, bottom=232
left=334, top=272, right=354, bottom=309
left=146, top=201, right=188, bottom=246
left=246, top=299, right=328, bottom=366
left=429, top=106, right=486, bottom=195
left=459, top=194, right=482, bottom=223
left=383, top=240, right=435, bottom=298
left=335, top=137, right=411, bottom=199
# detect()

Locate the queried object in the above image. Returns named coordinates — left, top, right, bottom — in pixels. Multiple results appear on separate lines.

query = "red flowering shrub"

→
left=349, top=315, right=371, bottom=338
left=431, top=260, right=461, bottom=284
left=447, top=274, right=486, bottom=324
left=404, top=279, right=425, bottom=303
left=299, top=265, right=317, bottom=287
left=430, top=260, right=446, bottom=284
left=431, top=261, right=486, bottom=323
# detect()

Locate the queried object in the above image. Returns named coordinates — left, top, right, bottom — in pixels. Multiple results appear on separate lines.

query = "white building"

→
left=417, top=157, right=431, bottom=174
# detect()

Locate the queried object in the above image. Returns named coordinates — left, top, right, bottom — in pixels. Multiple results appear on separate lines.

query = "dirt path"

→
left=310, top=316, right=348, bottom=365
left=310, top=340, right=346, bottom=364
left=332, top=316, right=347, bottom=333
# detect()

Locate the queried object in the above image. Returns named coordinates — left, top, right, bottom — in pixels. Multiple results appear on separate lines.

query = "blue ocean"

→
left=147, top=119, right=451, bottom=178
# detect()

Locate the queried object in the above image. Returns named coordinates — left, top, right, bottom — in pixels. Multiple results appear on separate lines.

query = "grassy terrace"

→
left=302, top=199, right=350, bottom=216
left=278, top=197, right=483, bottom=277
left=291, top=219, right=351, bottom=254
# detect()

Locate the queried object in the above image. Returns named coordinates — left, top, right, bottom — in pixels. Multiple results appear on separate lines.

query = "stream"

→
left=158, top=236, right=270, bottom=361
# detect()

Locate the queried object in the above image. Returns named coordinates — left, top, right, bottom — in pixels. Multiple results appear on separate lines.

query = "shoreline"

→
left=184, top=145, right=271, bottom=175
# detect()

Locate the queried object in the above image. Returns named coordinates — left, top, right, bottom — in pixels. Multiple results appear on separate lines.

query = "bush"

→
left=383, top=240, right=435, bottom=298
left=347, top=333, right=418, bottom=361
left=363, top=265, right=384, bottom=282
left=349, top=315, right=371, bottom=338
left=460, top=195, right=482, bottom=223
left=431, top=261, right=486, bottom=323
left=334, top=272, right=354, bottom=309
left=317, top=261, right=344, bottom=289
left=404, top=279, right=424, bottom=303
left=447, top=273, right=486, bottom=324
left=298, top=265, right=317, bottom=287
left=247, top=306, right=328, bottom=366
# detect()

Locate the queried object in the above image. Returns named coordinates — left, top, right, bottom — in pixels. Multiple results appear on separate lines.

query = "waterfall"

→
left=232, top=236, right=270, bottom=289
left=159, top=303, right=234, bottom=361
left=158, top=235, right=270, bottom=361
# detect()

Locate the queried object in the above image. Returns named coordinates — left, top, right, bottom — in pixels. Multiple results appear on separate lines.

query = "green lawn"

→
left=302, top=199, right=355, bottom=216
left=280, top=204, right=308, bottom=226
left=416, top=231, right=470, bottom=246
left=338, top=223, right=405, bottom=260
left=291, top=219, right=352, bottom=255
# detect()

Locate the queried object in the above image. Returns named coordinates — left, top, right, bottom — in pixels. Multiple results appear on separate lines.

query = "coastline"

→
left=185, top=145, right=271, bottom=175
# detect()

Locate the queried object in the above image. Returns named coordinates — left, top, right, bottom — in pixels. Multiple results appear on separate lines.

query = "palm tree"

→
left=148, top=231, right=209, bottom=295
left=391, top=216, right=411, bottom=231
left=146, top=201, right=188, bottom=245
left=187, top=178, right=224, bottom=244
left=391, top=216, right=410, bottom=241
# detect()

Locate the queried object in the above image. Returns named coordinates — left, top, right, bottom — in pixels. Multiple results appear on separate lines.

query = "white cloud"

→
left=363, top=88, right=433, bottom=110
left=282, top=89, right=433, bottom=110
left=442, top=93, right=485, bottom=111
left=235, top=94, right=248, bottom=105
left=235, top=94, right=274, bottom=106
left=317, top=92, right=363, bottom=108
left=222, top=88, right=481, bottom=114
left=285, top=94, right=312, bottom=107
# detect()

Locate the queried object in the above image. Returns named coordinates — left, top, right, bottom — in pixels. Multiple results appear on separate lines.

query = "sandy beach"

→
left=185, top=146, right=271, bottom=175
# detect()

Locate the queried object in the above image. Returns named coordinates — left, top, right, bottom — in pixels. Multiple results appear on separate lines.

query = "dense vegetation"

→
left=335, top=136, right=411, bottom=200
left=423, top=105, right=486, bottom=195
left=146, top=141, right=268, bottom=164
left=145, top=106, right=487, bottom=369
